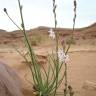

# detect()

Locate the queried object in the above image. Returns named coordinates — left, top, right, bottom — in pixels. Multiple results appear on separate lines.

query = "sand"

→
left=0, top=45, right=96, bottom=96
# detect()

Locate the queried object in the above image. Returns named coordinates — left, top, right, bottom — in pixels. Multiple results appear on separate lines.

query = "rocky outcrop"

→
left=0, top=62, right=23, bottom=96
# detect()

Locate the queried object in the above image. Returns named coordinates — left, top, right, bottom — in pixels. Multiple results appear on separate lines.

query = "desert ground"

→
left=0, top=23, right=96, bottom=96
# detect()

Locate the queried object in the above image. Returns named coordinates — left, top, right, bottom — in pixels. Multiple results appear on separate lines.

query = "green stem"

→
left=64, top=63, right=67, bottom=96
left=18, top=0, right=43, bottom=88
left=5, top=11, right=22, bottom=30
left=63, top=1, right=77, bottom=96
left=52, top=0, right=59, bottom=95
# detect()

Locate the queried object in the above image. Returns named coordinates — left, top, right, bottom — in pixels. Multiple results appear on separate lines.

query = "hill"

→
left=0, top=23, right=96, bottom=47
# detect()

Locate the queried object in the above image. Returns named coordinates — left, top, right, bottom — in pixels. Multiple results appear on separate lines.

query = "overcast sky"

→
left=0, top=0, right=96, bottom=31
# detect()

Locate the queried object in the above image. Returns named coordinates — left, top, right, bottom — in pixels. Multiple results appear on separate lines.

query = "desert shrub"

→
left=31, top=36, right=41, bottom=46
left=66, top=38, right=76, bottom=45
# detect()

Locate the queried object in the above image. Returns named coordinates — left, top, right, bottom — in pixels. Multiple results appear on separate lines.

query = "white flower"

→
left=48, top=29, right=55, bottom=39
left=65, top=54, right=70, bottom=63
left=58, top=50, right=69, bottom=63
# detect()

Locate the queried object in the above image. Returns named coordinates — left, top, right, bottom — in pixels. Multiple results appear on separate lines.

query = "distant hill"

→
left=0, top=23, right=96, bottom=46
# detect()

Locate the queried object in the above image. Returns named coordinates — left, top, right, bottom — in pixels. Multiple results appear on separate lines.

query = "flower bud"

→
left=4, top=8, right=7, bottom=13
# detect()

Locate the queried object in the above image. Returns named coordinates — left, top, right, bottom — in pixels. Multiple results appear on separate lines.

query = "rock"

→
left=0, top=61, right=23, bottom=96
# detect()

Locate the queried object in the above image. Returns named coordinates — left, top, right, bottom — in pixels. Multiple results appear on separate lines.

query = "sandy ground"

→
left=0, top=45, right=96, bottom=96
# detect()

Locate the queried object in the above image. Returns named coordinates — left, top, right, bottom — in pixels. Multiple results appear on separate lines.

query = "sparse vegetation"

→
left=66, top=37, right=76, bottom=45
left=30, top=35, right=42, bottom=46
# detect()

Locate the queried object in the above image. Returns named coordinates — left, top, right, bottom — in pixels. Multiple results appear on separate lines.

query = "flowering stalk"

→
left=64, top=0, right=77, bottom=96
left=52, top=0, right=59, bottom=95
left=17, top=0, right=39, bottom=86
left=17, top=0, right=44, bottom=92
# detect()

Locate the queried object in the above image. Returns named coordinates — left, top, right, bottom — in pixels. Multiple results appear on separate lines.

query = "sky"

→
left=0, top=0, right=96, bottom=31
